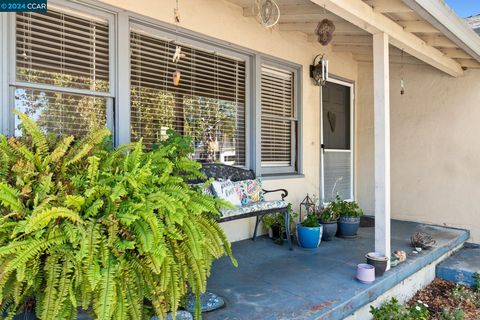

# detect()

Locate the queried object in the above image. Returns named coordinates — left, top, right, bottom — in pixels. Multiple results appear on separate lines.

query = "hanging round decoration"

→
left=254, top=0, right=280, bottom=28
left=315, top=19, right=336, bottom=46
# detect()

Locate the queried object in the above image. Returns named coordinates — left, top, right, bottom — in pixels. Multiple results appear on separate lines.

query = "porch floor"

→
left=204, top=220, right=469, bottom=320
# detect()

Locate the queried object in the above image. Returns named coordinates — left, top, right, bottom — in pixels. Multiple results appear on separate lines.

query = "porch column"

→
left=373, top=32, right=391, bottom=266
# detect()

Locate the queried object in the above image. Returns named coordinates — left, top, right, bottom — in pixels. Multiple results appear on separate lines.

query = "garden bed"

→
left=371, top=278, right=480, bottom=319
left=407, top=279, right=480, bottom=319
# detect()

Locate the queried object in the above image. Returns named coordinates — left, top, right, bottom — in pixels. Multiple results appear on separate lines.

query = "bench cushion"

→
left=220, top=200, right=288, bottom=219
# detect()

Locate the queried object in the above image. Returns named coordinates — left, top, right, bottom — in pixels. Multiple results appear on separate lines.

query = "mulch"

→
left=407, top=279, right=480, bottom=319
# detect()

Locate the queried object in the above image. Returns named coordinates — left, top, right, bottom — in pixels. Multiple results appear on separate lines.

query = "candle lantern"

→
left=299, top=194, right=316, bottom=222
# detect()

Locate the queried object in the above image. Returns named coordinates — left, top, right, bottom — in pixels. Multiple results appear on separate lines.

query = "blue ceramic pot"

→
left=296, top=224, right=323, bottom=249
left=337, top=216, right=360, bottom=238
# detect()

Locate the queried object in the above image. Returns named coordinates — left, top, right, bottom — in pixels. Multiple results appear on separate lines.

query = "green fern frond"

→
left=51, top=258, right=73, bottom=318
left=40, top=254, right=61, bottom=320
left=25, top=207, right=83, bottom=233
left=125, top=271, right=142, bottom=320
left=95, top=256, right=117, bottom=320
left=123, top=141, right=143, bottom=173
left=45, top=135, right=74, bottom=165
left=65, top=128, right=111, bottom=167
left=0, top=182, right=24, bottom=213
left=132, top=220, right=154, bottom=253
left=14, top=111, right=49, bottom=157
left=4, top=235, right=67, bottom=273
left=87, top=156, right=100, bottom=186
left=65, top=195, right=85, bottom=211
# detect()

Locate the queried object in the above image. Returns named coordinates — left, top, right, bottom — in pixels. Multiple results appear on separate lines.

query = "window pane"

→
left=261, top=65, right=296, bottom=170
left=16, top=11, right=110, bottom=92
left=261, top=118, right=293, bottom=167
left=130, top=31, right=246, bottom=166
left=323, top=151, right=352, bottom=201
left=15, top=88, right=108, bottom=136
left=322, top=82, right=350, bottom=150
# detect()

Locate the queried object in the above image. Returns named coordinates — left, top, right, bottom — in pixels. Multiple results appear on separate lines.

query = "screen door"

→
left=321, top=80, right=354, bottom=202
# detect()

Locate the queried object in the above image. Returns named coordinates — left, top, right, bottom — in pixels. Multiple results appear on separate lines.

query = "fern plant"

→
left=0, top=112, right=236, bottom=319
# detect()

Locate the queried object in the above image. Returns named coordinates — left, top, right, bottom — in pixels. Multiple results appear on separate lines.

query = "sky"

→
left=443, top=0, right=480, bottom=18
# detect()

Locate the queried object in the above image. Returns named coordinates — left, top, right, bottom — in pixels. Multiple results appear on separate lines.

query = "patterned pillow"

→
left=236, top=178, right=264, bottom=206
left=193, top=183, right=214, bottom=196
left=211, top=180, right=242, bottom=207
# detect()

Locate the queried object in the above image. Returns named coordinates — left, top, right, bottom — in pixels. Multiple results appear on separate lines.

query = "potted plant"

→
left=318, top=206, right=339, bottom=241
left=262, top=208, right=297, bottom=245
left=262, top=213, right=283, bottom=239
left=0, top=113, right=236, bottom=319
left=332, top=196, right=364, bottom=238
left=296, top=213, right=323, bottom=249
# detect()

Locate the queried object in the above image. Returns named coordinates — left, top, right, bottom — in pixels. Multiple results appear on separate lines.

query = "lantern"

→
left=310, top=54, right=329, bottom=86
left=299, top=194, right=316, bottom=222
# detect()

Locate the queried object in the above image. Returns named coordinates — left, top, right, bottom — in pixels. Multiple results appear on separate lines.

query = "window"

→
left=130, top=30, right=246, bottom=165
left=261, top=64, right=298, bottom=174
left=2, top=2, right=303, bottom=176
left=13, top=9, right=113, bottom=136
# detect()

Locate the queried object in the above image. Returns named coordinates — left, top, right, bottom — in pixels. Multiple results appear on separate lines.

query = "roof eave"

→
left=401, top=0, right=480, bottom=63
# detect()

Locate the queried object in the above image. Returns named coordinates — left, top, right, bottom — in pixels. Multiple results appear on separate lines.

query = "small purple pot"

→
left=356, top=263, right=375, bottom=284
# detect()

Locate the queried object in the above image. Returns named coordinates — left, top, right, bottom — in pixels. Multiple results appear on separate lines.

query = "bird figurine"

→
left=172, top=46, right=186, bottom=63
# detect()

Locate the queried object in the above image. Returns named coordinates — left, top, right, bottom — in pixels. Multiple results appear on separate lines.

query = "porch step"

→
left=436, top=243, right=480, bottom=287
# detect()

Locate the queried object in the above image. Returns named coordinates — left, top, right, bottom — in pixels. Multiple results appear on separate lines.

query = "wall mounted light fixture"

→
left=310, top=54, right=329, bottom=86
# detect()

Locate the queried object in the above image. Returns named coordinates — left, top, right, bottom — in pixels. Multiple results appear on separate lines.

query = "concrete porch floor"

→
left=204, top=220, right=469, bottom=320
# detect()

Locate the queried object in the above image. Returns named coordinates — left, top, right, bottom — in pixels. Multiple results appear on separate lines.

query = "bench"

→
left=196, top=163, right=293, bottom=250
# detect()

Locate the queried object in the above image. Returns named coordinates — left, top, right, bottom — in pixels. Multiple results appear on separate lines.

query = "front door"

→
left=321, top=79, right=354, bottom=202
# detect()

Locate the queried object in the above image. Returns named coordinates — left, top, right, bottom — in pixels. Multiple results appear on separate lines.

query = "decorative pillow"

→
left=193, top=183, right=214, bottom=196
left=211, top=180, right=242, bottom=207
left=236, top=178, right=264, bottom=206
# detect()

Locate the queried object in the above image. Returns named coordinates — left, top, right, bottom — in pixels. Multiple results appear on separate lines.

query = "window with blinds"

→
left=14, top=10, right=111, bottom=136
left=130, top=31, right=246, bottom=165
left=261, top=65, right=297, bottom=172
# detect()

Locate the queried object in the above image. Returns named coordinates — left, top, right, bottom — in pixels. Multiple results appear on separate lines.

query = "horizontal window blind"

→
left=16, top=11, right=109, bottom=91
left=14, top=10, right=111, bottom=137
left=130, top=31, right=246, bottom=165
left=261, top=65, right=296, bottom=169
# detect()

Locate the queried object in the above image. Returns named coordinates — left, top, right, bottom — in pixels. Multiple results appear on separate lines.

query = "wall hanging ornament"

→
left=172, top=0, right=186, bottom=86
left=310, top=54, right=329, bottom=86
left=253, top=0, right=280, bottom=28
left=172, top=46, right=186, bottom=64
left=315, top=18, right=336, bottom=46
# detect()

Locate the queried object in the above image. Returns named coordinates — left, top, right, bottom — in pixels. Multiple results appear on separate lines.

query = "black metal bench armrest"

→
left=262, top=188, right=288, bottom=201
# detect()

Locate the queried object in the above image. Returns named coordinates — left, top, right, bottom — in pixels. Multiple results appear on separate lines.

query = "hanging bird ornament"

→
left=315, top=19, right=336, bottom=46
left=172, top=46, right=186, bottom=64
left=172, top=0, right=185, bottom=86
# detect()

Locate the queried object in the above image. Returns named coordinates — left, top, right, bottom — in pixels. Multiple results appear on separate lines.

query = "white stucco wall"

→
left=96, top=0, right=359, bottom=241
left=357, top=62, right=480, bottom=243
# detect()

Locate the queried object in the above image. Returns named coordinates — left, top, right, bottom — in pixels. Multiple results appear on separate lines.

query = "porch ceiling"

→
left=227, top=0, right=480, bottom=74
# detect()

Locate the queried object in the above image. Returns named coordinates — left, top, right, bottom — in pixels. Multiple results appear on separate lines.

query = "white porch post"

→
left=373, top=32, right=391, bottom=267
